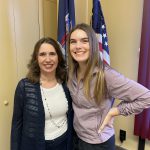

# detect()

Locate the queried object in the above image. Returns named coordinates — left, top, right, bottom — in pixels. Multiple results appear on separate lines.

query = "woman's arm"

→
left=105, top=66, right=150, bottom=116
left=99, top=66, right=150, bottom=132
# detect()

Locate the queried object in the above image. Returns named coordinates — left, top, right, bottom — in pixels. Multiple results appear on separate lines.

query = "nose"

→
left=76, top=41, right=82, bottom=49
left=45, top=54, right=51, bottom=61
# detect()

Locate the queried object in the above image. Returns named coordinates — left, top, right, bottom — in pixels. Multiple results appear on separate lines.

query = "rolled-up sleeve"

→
left=105, top=66, right=150, bottom=116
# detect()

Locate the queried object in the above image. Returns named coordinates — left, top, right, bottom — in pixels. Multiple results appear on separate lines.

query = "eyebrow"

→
left=70, top=37, right=89, bottom=41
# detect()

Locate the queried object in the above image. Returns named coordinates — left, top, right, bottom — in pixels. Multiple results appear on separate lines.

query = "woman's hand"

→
left=98, top=107, right=120, bottom=133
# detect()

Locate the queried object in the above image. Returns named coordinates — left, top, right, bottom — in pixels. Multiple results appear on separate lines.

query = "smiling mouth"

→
left=74, top=51, right=85, bottom=55
left=44, top=64, right=53, bottom=68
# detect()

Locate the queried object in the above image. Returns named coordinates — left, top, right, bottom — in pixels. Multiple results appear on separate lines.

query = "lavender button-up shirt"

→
left=68, top=66, right=150, bottom=144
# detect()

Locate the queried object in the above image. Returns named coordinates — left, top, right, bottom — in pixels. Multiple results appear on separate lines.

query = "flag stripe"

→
left=92, top=0, right=110, bottom=65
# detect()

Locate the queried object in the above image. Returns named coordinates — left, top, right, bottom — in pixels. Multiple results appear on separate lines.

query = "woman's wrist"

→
left=109, top=107, right=120, bottom=117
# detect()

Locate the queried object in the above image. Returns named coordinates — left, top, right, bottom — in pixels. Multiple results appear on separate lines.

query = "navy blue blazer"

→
left=11, top=78, right=73, bottom=150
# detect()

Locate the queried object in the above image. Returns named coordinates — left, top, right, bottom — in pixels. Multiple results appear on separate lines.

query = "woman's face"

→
left=69, top=29, right=90, bottom=64
left=38, top=43, right=58, bottom=75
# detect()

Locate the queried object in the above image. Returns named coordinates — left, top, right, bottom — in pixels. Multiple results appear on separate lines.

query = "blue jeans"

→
left=73, top=135, right=115, bottom=150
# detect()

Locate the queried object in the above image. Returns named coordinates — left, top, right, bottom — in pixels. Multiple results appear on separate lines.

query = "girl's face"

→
left=69, top=29, right=90, bottom=65
left=38, top=43, right=58, bottom=75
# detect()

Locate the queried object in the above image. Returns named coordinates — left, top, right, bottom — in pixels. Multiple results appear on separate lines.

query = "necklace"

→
left=41, top=86, right=67, bottom=128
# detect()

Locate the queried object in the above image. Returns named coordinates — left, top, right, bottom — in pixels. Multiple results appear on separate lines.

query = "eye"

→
left=38, top=52, right=46, bottom=56
left=49, top=52, right=57, bottom=56
left=70, top=40, right=76, bottom=44
left=81, top=38, right=89, bottom=43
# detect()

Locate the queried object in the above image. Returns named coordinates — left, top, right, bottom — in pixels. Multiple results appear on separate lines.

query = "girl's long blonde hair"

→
left=67, top=23, right=107, bottom=105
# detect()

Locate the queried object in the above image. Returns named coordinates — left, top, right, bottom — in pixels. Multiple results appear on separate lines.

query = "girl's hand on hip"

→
left=98, top=107, right=120, bottom=133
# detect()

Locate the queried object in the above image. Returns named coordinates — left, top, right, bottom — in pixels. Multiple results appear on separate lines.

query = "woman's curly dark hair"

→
left=26, top=37, right=67, bottom=83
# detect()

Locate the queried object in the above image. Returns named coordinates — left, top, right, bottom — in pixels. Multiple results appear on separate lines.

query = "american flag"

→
left=92, top=0, right=110, bottom=65
left=57, top=0, right=75, bottom=59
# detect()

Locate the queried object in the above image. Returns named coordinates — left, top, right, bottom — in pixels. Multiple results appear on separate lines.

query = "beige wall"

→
left=13, top=0, right=40, bottom=80
left=0, top=0, right=40, bottom=149
left=75, top=0, right=89, bottom=24
left=0, top=1, right=16, bottom=150
left=43, top=0, right=57, bottom=40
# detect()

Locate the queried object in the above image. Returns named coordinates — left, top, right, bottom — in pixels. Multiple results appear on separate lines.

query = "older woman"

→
left=11, top=37, right=73, bottom=150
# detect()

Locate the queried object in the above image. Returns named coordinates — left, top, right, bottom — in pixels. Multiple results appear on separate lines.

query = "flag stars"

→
left=105, top=42, right=108, bottom=47
left=103, top=33, right=107, bottom=38
left=92, top=0, right=110, bottom=65
left=101, top=24, right=105, bottom=29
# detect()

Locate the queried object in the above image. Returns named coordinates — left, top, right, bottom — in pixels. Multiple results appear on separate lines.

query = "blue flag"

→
left=57, top=0, right=75, bottom=58
left=92, top=0, right=110, bottom=65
